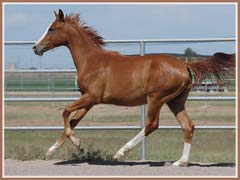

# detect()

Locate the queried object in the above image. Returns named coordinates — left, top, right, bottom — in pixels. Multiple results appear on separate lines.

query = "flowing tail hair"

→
left=187, top=52, right=235, bottom=84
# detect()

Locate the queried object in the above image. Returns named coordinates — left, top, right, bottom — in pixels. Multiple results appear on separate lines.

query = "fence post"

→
left=140, top=41, right=147, bottom=160
left=20, top=72, right=23, bottom=91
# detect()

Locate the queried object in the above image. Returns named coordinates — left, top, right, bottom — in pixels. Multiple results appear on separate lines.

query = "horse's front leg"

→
left=46, top=94, right=96, bottom=157
left=65, top=106, right=92, bottom=148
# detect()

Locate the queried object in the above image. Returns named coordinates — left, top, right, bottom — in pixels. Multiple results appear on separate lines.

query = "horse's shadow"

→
left=54, top=160, right=235, bottom=167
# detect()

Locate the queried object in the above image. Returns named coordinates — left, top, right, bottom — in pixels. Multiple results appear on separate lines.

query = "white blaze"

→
left=36, top=23, right=52, bottom=45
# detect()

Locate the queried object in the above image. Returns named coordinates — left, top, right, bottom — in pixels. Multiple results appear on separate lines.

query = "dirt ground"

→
left=4, top=159, right=236, bottom=177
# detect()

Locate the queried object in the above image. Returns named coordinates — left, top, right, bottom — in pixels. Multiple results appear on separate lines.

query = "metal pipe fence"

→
left=4, top=69, right=235, bottom=93
left=4, top=38, right=236, bottom=160
left=4, top=37, right=236, bottom=45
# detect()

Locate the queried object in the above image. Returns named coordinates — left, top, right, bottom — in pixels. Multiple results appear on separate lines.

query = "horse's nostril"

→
left=32, top=45, right=37, bottom=52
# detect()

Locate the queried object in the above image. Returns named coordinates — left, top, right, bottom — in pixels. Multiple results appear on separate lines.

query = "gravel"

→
left=4, top=159, right=236, bottom=177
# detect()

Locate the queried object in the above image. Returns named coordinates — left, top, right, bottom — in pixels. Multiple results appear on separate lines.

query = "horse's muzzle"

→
left=32, top=45, right=44, bottom=56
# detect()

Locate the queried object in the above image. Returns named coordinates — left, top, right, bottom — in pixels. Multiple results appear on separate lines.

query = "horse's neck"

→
left=67, top=31, right=101, bottom=73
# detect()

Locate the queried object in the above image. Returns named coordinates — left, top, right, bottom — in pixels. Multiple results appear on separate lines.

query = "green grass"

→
left=5, top=74, right=76, bottom=91
left=4, top=130, right=236, bottom=163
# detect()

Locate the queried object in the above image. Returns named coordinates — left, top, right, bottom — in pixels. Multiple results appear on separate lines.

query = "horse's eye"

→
left=49, top=28, right=55, bottom=32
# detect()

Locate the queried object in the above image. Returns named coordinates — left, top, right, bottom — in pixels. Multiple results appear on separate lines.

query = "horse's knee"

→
left=64, top=128, right=72, bottom=138
left=62, top=108, right=70, bottom=119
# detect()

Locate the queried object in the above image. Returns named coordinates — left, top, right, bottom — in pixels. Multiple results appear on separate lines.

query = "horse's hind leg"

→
left=167, top=87, right=195, bottom=167
left=113, top=82, right=188, bottom=160
left=113, top=96, right=162, bottom=160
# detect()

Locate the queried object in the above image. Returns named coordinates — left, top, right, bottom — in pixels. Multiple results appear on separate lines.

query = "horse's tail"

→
left=186, top=52, right=235, bottom=83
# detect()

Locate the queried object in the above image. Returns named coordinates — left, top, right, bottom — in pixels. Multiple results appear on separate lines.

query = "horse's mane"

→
left=65, top=13, right=105, bottom=48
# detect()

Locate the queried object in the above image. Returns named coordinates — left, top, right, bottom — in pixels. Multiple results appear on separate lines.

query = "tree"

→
left=184, top=48, right=198, bottom=57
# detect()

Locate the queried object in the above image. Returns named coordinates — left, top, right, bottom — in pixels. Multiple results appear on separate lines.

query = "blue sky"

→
left=3, top=3, right=236, bottom=69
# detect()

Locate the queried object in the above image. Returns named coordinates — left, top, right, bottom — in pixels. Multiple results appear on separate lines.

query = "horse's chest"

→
left=76, top=72, right=104, bottom=94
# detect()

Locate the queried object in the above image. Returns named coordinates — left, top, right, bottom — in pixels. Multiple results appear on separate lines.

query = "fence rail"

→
left=4, top=37, right=236, bottom=45
left=4, top=38, right=236, bottom=161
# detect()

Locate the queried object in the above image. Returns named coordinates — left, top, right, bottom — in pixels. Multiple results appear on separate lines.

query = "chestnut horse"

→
left=33, top=9, right=235, bottom=166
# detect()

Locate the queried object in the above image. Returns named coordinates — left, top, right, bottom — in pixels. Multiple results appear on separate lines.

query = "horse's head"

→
left=33, top=9, right=68, bottom=56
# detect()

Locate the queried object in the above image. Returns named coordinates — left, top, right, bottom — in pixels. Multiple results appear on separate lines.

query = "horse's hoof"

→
left=46, top=149, right=55, bottom=157
left=113, top=151, right=124, bottom=160
left=172, top=160, right=188, bottom=167
left=45, top=142, right=61, bottom=158
left=69, top=135, right=81, bottom=148
left=74, top=138, right=81, bottom=148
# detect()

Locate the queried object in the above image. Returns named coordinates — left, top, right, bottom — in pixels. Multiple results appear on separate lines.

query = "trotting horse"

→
left=33, top=9, right=235, bottom=166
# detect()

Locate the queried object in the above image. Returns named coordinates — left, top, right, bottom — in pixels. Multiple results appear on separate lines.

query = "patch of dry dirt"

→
left=4, top=159, right=236, bottom=177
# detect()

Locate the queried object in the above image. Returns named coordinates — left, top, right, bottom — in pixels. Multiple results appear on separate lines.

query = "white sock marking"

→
left=114, top=128, right=145, bottom=158
left=173, top=142, right=191, bottom=166
left=48, top=141, right=61, bottom=154
left=180, top=142, right=191, bottom=161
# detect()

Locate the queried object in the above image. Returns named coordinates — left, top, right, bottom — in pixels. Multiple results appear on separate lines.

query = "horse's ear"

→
left=58, top=9, right=65, bottom=23
left=54, top=10, right=58, bottom=18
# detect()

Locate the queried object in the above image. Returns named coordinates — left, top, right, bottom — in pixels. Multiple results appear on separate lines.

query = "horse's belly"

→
left=102, top=92, right=147, bottom=106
